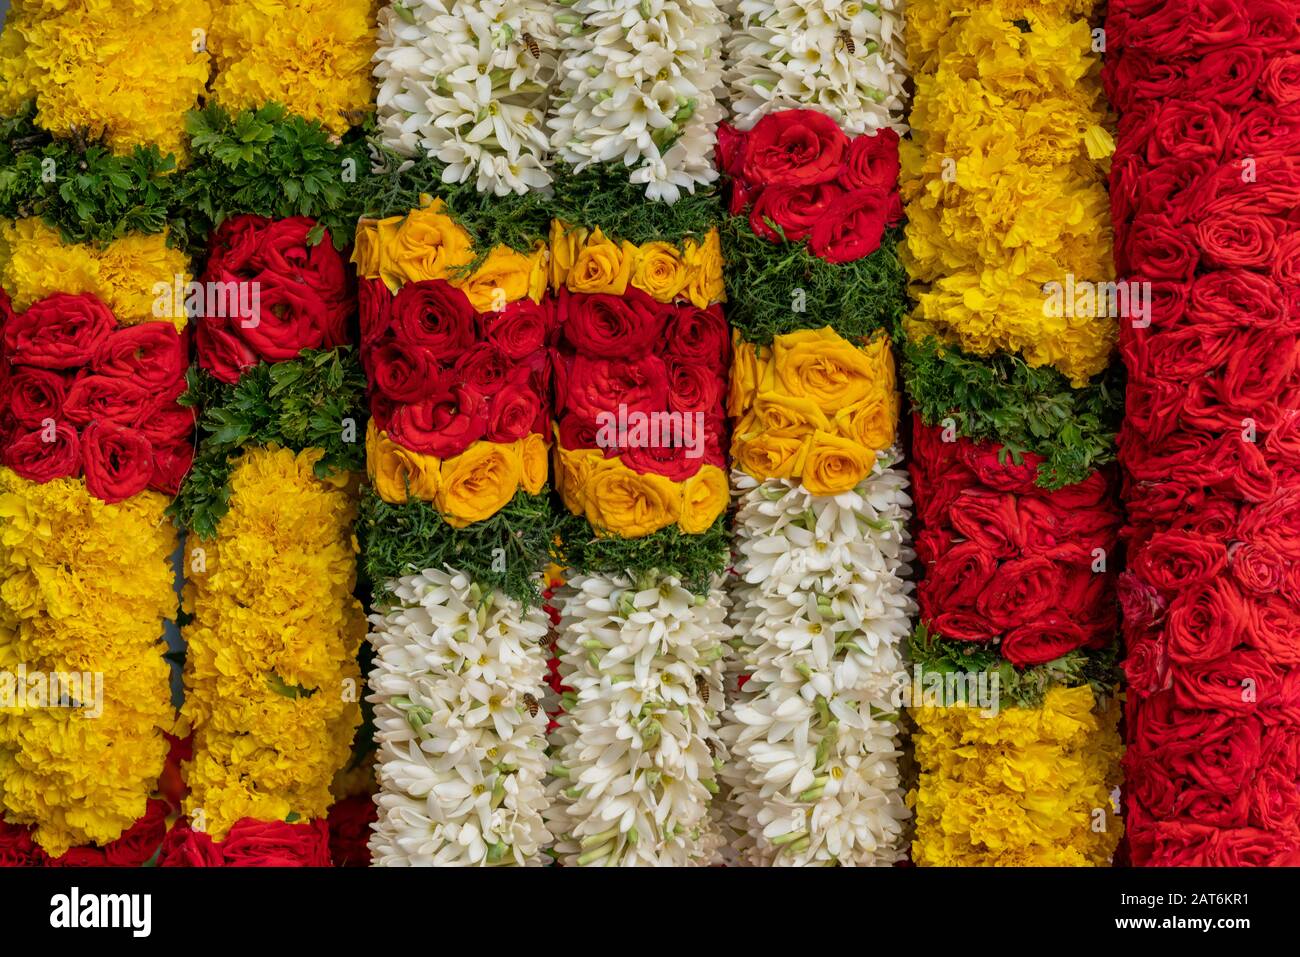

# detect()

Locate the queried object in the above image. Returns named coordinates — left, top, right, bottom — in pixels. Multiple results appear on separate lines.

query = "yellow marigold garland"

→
left=901, top=2, right=1115, bottom=386
left=181, top=446, right=365, bottom=839
left=728, top=328, right=900, bottom=495
left=909, top=685, right=1123, bottom=866
left=0, top=0, right=211, bottom=158
left=0, top=470, right=176, bottom=857
left=208, top=0, right=377, bottom=134
left=0, top=219, right=190, bottom=330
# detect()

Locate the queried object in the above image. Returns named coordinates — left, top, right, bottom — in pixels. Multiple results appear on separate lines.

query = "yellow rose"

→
left=527, top=241, right=549, bottom=303
left=772, top=327, right=878, bottom=412
left=518, top=432, right=548, bottom=495
left=683, top=229, right=726, bottom=308
left=750, top=391, right=830, bottom=437
left=733, top=432, right=811, bottom=481
left=366, top=421, right=442, bottom=504
left=382, top=201, right=474, bottom=291
left=862, top=333, right=897, bottom=393
left=728, top=335, right=760, bottom=419
left=549, top=220, right=587, bottom=292
left=567, top=227, right=637, bottom=295
left=554, top=443, right=605, bottom=515
left=455, top=245, right=533, bottom=313
left=679, top=466, right=728, bottom=534
left=631, top=241, right=689, bottom=302
left=585, top=461, right=680, bottom=538
left=836, top=390, right=898, bottom=453
left=436, top=442, right=522, bottom=528
left=801, top=431, right=875, bottom=496
left=351, top=219, right=386, bottom=279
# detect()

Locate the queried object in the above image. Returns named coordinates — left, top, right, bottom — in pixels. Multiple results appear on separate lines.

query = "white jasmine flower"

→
left=368, top=567, right=553, bottom=866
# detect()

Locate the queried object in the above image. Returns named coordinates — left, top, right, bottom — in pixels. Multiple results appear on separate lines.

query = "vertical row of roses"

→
left=900, top=1, right=1125, bottom=865
left=0, top=0, right=203, bottom=864
left=714, top=0, right=916, bottom=866
left=1108, top=0, right=1300, bottom=867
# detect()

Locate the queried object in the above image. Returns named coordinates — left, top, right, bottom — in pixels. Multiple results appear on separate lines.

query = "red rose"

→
left=1126, top=214, right=1201, bottom=280
left=841, top=128, right=900, bottom=193
left=1262, top=54, right=1300, bottom=105
left=137, top=399, right=196, bottom=447
left=486, top=382, right=542, bottom=444
left=157, top=821, right=224, bottom=867
left=665, top=359, right=722, bottom=415
left=327, top=796, right=376, bottom=868
left=220, top=818, right=332, bottom=867
left=150, top=441, right=194, bottom=497
left=1231, top=540, right=1285, bottom=593
left=229, top=275, right=331, bottom=361
left=920, top=541, right=997, bottom=619
left=975, top=556, right=1060, bottom=630
left=1190, top=269, right=1287, bottom=330
left=0, top=821, right=48, bottom=866
left=620, top=442, right=701, bottom=482
left=358, top=276, right=394, bottom=356
left=742, top=109, right=848, bottom=187
left=391, top=279, right=477, bottom=356
left=930, top=610, right=999, bottom=643
left=370, top=343, right=441, bottom=402
left=483, top=298, right=553, bottom=360
left=667, top=303, right=730, bottom=368
left=1196, top=213, right=1278, bottom=270
left=749, top=182, right=843, bottom=242
left=947, top=490, right=1021, bottom=557
left=809, top=188, right=892, bottom=264
left=1173, top=649, right=1280, bottom=714
left=1165, top=578, right=1248, bottom=665
left=1001, top=616, right=1091, bottom=667
left=63, top=375, right=151, bottom=428
left=558, top=413, right=600, bottom=450
left=3, top=293, right=116, bottom=369
left=90, top=322, right=187, bottom=391
left=196, top=319, right=260, bottom=384
left=2, top=421, right=81, bottom=483
left=4, top=368, right=67, bottom=427
left=455, top=344, right=514, bottom=398
left=1132, top=530, right=1228, bottom=591
left=100, top=800, right=169, bottom=867
left=389, top=387, right=488, bottom=458
left=81, top=420, right=153, bottom=503
left=561, top=354, right=668, bottom=422
left=561, top=288, right=666, bottom=358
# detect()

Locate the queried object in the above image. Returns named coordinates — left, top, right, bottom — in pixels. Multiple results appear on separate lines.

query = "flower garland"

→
left=0, top=0, right=211, bottom=158
left=158, top=817, right=334, bottom=866
left=544, top=179, right=733, bottom=863
left=179, top=214, right=367, bottom=845
left=1108, top=0, right=1300, bottom=866
left=207, top=0, right=377, bottom=136
left=716, top=14, right=914, bottom=858
left=353, top=188, right=559, bottom=866
left=549, top=0, right=727, bottom=203
left=901, top=1, right=1124, bottom=866
left=374, top=0, right=561, bottom=196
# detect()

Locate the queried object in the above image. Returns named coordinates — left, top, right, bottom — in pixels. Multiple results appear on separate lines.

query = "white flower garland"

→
left=549, top=0, right=727, bottom=203
left=722, top=453, right=915, bottom=866
left=373, top=0, right=560, bottom=195
left=368, top=567, right=553, bottom=866
left=545, top=571, right=731, bottom=865
left=727, top=0, right=908, bottom=134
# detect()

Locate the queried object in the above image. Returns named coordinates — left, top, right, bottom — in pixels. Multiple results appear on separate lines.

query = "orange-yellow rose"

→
left=527, top=241, right=549, bottom=304
left=382, top=200, right=474, bottom=291
left=750, top=391, right=830, bottom=436
left=555, top=444, right=604, bottom=515
left=518, top=432, right=548, bottom=495
left=683, top=229, right=726, bottom=308
left=366, top=422, right=441, bottom=504
left=455, top=245, right=533, bottom=313
left=772, top=327, right=878, bottom=412
left=801, top=431, right=874, bottom=496
left=567, top=227, right=636, bottom=296
left=585, top=460, right=680, bottom=538
left=549, top=220, right=587, bottom=292
left=728, top=335, right=760, bottom=419
left=436, top=441, right=521, bottom=527
left=679, top=465, right=728, bottom=534
left=352, top=218, right=390, bottom=279
left=733, top=432, right=811, bottom=481
left=631, top=241, right=689, bottom=302
left=836, top=391, right=898, bottom=454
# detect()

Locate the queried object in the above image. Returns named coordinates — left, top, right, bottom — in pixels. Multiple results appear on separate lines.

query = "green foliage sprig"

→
left=360, top=488, right=563, bottom=606
left=171, top=347, right=368, bottom=538
left=902, top=336, right=1124, bottom=489
left=173, top=104, right=373, bottom=256
left=907, top=622, right=1122, bottom=711
left=722, top=217, right=909, bottom=345
left=557, top=514, right=731, bottom=596
left=0, top=103, right=178, bottom=244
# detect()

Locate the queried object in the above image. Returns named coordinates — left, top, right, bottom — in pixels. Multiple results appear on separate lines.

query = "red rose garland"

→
left=911, top=417, right=1122, bottom=669
left=0, top=292, right=193, bottom=501
left=1109, top=0, right=1300, bottom=867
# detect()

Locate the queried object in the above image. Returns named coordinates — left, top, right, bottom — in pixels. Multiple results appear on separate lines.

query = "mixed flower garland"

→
left=1108, top=0, right=1300, bottom=867
left=354, top=194, right=556, bottom=866
left=901, top=0, right=1124, bottom=866
left=716, top=2, right=914, bottom=865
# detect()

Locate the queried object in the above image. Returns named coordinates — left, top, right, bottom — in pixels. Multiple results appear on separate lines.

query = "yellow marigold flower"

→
left=0, top=0, right=210, bottom=157
left=910, top=685, right=1123, bottom=866
left=0, top=218, right=189, bottom=329
left=0, top=469, right=175, bottom=856
left=207, top=0, right=376, bottom=134
left=566, top=227, right=637, bottom=296
left=181, top=446, right=364, bottom=840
